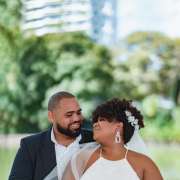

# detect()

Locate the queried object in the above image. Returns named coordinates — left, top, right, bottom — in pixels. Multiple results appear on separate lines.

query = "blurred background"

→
left=0, top=0, right=179, bottom=179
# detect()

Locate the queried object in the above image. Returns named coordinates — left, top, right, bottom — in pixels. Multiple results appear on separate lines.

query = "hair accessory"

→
left=125, top=111, right=139, bottom=130
left=130, top=101, right=136, bottom=108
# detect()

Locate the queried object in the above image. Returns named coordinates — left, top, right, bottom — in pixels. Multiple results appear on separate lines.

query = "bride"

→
left=62, top=98, right=163, bottom=180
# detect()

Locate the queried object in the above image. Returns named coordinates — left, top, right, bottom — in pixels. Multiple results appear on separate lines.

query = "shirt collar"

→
left=51, top=127, right=81, bottom=146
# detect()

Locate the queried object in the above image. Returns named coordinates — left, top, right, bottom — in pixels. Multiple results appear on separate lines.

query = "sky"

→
left=118, top=0, right=180, bottom=38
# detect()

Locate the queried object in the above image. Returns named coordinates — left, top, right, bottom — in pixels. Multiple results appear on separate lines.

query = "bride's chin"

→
left=93, top=134, right=101, bottom=142
left=93, top=134, right=98, bottom=140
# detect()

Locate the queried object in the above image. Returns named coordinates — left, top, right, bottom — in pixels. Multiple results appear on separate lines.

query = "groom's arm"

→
left=9, top=139, right=34, bottom=180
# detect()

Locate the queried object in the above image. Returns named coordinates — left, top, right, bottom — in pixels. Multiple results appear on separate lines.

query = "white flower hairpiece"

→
left=130, top=101, right=136, bottom=108
left=125, top=110, right=139, bottom=130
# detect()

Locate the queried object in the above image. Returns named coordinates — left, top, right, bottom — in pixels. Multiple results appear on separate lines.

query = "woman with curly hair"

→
left=62, top=98, right=163, bottom=180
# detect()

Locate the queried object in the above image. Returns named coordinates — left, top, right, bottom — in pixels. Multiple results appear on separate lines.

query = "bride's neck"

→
left=100, top=143, right=126, bottom=159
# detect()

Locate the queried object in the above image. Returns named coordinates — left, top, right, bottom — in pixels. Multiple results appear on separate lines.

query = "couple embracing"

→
left=9, top=91, right=163, bottom=180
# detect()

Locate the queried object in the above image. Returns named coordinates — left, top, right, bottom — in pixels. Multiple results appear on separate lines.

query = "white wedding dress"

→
left=80, top=148, right=140, bottom=180
left=62, top=130, right=148, bottom=180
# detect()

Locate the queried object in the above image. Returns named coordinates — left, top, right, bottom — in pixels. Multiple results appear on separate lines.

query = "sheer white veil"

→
left=126, top=129, right=149, bottom=155
left=62, top=130, right=148, bottom=180
left=62, top=142, right=99, bottom=180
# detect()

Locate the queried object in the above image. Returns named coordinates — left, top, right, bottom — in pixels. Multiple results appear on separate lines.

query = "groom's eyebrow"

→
left=65, top=108, right=82, bottom=114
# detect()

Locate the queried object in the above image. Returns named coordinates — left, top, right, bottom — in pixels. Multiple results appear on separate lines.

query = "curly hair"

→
left=92, top=98, right=144, bottom=144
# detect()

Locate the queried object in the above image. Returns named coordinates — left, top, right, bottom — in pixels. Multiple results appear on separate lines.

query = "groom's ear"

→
left=48, top=111, right=54, bottom=123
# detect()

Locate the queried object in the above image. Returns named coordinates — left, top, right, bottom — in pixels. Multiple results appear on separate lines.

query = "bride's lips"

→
left=93, top=125, right=100, bottom=131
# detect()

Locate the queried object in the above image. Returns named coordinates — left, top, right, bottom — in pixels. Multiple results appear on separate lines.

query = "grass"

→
left=149, top=144, right=180, bottom=180
left=0, top=144, right=180, bottom=180
left=0, top=148, right=17, bottom=180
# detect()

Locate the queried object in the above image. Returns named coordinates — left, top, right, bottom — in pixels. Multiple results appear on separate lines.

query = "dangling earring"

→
left=115, top=131, right=121, bottom=143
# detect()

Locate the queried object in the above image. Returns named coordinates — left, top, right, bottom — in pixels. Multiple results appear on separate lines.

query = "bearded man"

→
left=9, top=91, right=93, bottom=180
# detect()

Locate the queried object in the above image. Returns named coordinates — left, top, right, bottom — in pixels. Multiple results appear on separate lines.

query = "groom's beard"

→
left=56, top=122, right=81, bottom=138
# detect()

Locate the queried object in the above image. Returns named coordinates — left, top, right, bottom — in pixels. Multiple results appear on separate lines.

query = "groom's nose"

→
left=71, top=113, right=83, bottom=123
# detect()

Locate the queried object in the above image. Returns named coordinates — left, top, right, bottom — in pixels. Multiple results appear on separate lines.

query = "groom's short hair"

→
left=48, top=91, right=75, bottom=111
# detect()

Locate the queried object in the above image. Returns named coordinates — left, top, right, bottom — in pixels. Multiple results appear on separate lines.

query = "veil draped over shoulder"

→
left=62, top=130, right=148, bottom=180
left=62, top=142, right=99, bottom=180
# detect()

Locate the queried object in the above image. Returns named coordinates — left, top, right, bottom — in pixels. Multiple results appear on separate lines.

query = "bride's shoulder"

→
left=128, top=150, right=163, bottom=179
left=128, top=149, right=156, bottom=167
left=128, top=149, right=149, bottom=159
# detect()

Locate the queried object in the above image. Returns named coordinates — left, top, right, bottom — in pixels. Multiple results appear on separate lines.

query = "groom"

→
left=9, top=91, right=93, bottom=180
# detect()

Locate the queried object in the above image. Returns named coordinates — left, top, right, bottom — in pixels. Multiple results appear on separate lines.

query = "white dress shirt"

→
left=51, top=129, right=81, bottom=180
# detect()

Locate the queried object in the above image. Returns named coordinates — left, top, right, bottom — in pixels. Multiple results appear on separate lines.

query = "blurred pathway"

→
left=0, top=134, right=180, bottom=148
left=0, top=134, right=33, bottom=148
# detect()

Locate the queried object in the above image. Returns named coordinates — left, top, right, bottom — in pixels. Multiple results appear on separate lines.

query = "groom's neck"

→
left=54, top=130, right=76, bottom=147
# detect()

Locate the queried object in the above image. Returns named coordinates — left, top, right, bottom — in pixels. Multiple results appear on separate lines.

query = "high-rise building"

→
left=21, top=0, right=91, bottom=36
left=90, top=0, right=117, bottom=44
left=21, top=0, right=118, bottom=45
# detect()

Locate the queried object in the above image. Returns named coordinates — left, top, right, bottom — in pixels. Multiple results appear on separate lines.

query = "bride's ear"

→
left=116, top=122, right=123, bottom=131
left=114, top=122, right=124, bottom=138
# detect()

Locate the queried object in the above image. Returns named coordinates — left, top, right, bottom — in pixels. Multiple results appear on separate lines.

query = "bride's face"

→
left=93, top=117, right=118, bottom=144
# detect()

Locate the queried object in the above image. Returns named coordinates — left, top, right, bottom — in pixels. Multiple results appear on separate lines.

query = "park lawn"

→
left=149, top=144, right=180, bottom=180
left=0, top=148, right=17, bottom=180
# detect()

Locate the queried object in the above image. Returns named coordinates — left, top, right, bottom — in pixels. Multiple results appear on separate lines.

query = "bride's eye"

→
left=99, top=118, right=106, bottom=122
left=92, top=118, right=98, bottom=124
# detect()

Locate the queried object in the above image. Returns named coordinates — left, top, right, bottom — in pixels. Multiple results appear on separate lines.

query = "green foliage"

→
left=115, top=31, right=179, bottom=101
left=0, top=0, right=179, bottom=138
left=142, top=95, right=159, bottom=117
left=0, top=0, right=21, bottom=28
left=0, top=27, right=114, bottom=132
left=142, top=119, right=180, bottom=142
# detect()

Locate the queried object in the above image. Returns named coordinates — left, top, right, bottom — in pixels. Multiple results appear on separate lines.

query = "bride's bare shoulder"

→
left=128, top=150, right=154, bottom=165
left=128, top=150, right=163, bottom=179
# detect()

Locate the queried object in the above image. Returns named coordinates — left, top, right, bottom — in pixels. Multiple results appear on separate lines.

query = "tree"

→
left=0, top=29, right=114, bottom=133
left=0, top=0, right=114, bottom=133
left=0, top=0, right=22, bottom=133
left=114, top=32, right=179, bottom=102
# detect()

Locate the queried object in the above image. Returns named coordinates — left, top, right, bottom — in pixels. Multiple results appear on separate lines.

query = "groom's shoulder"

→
left=21, top=129, right=50, bottom=146
left=80, top=128, right=94, bottom=144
